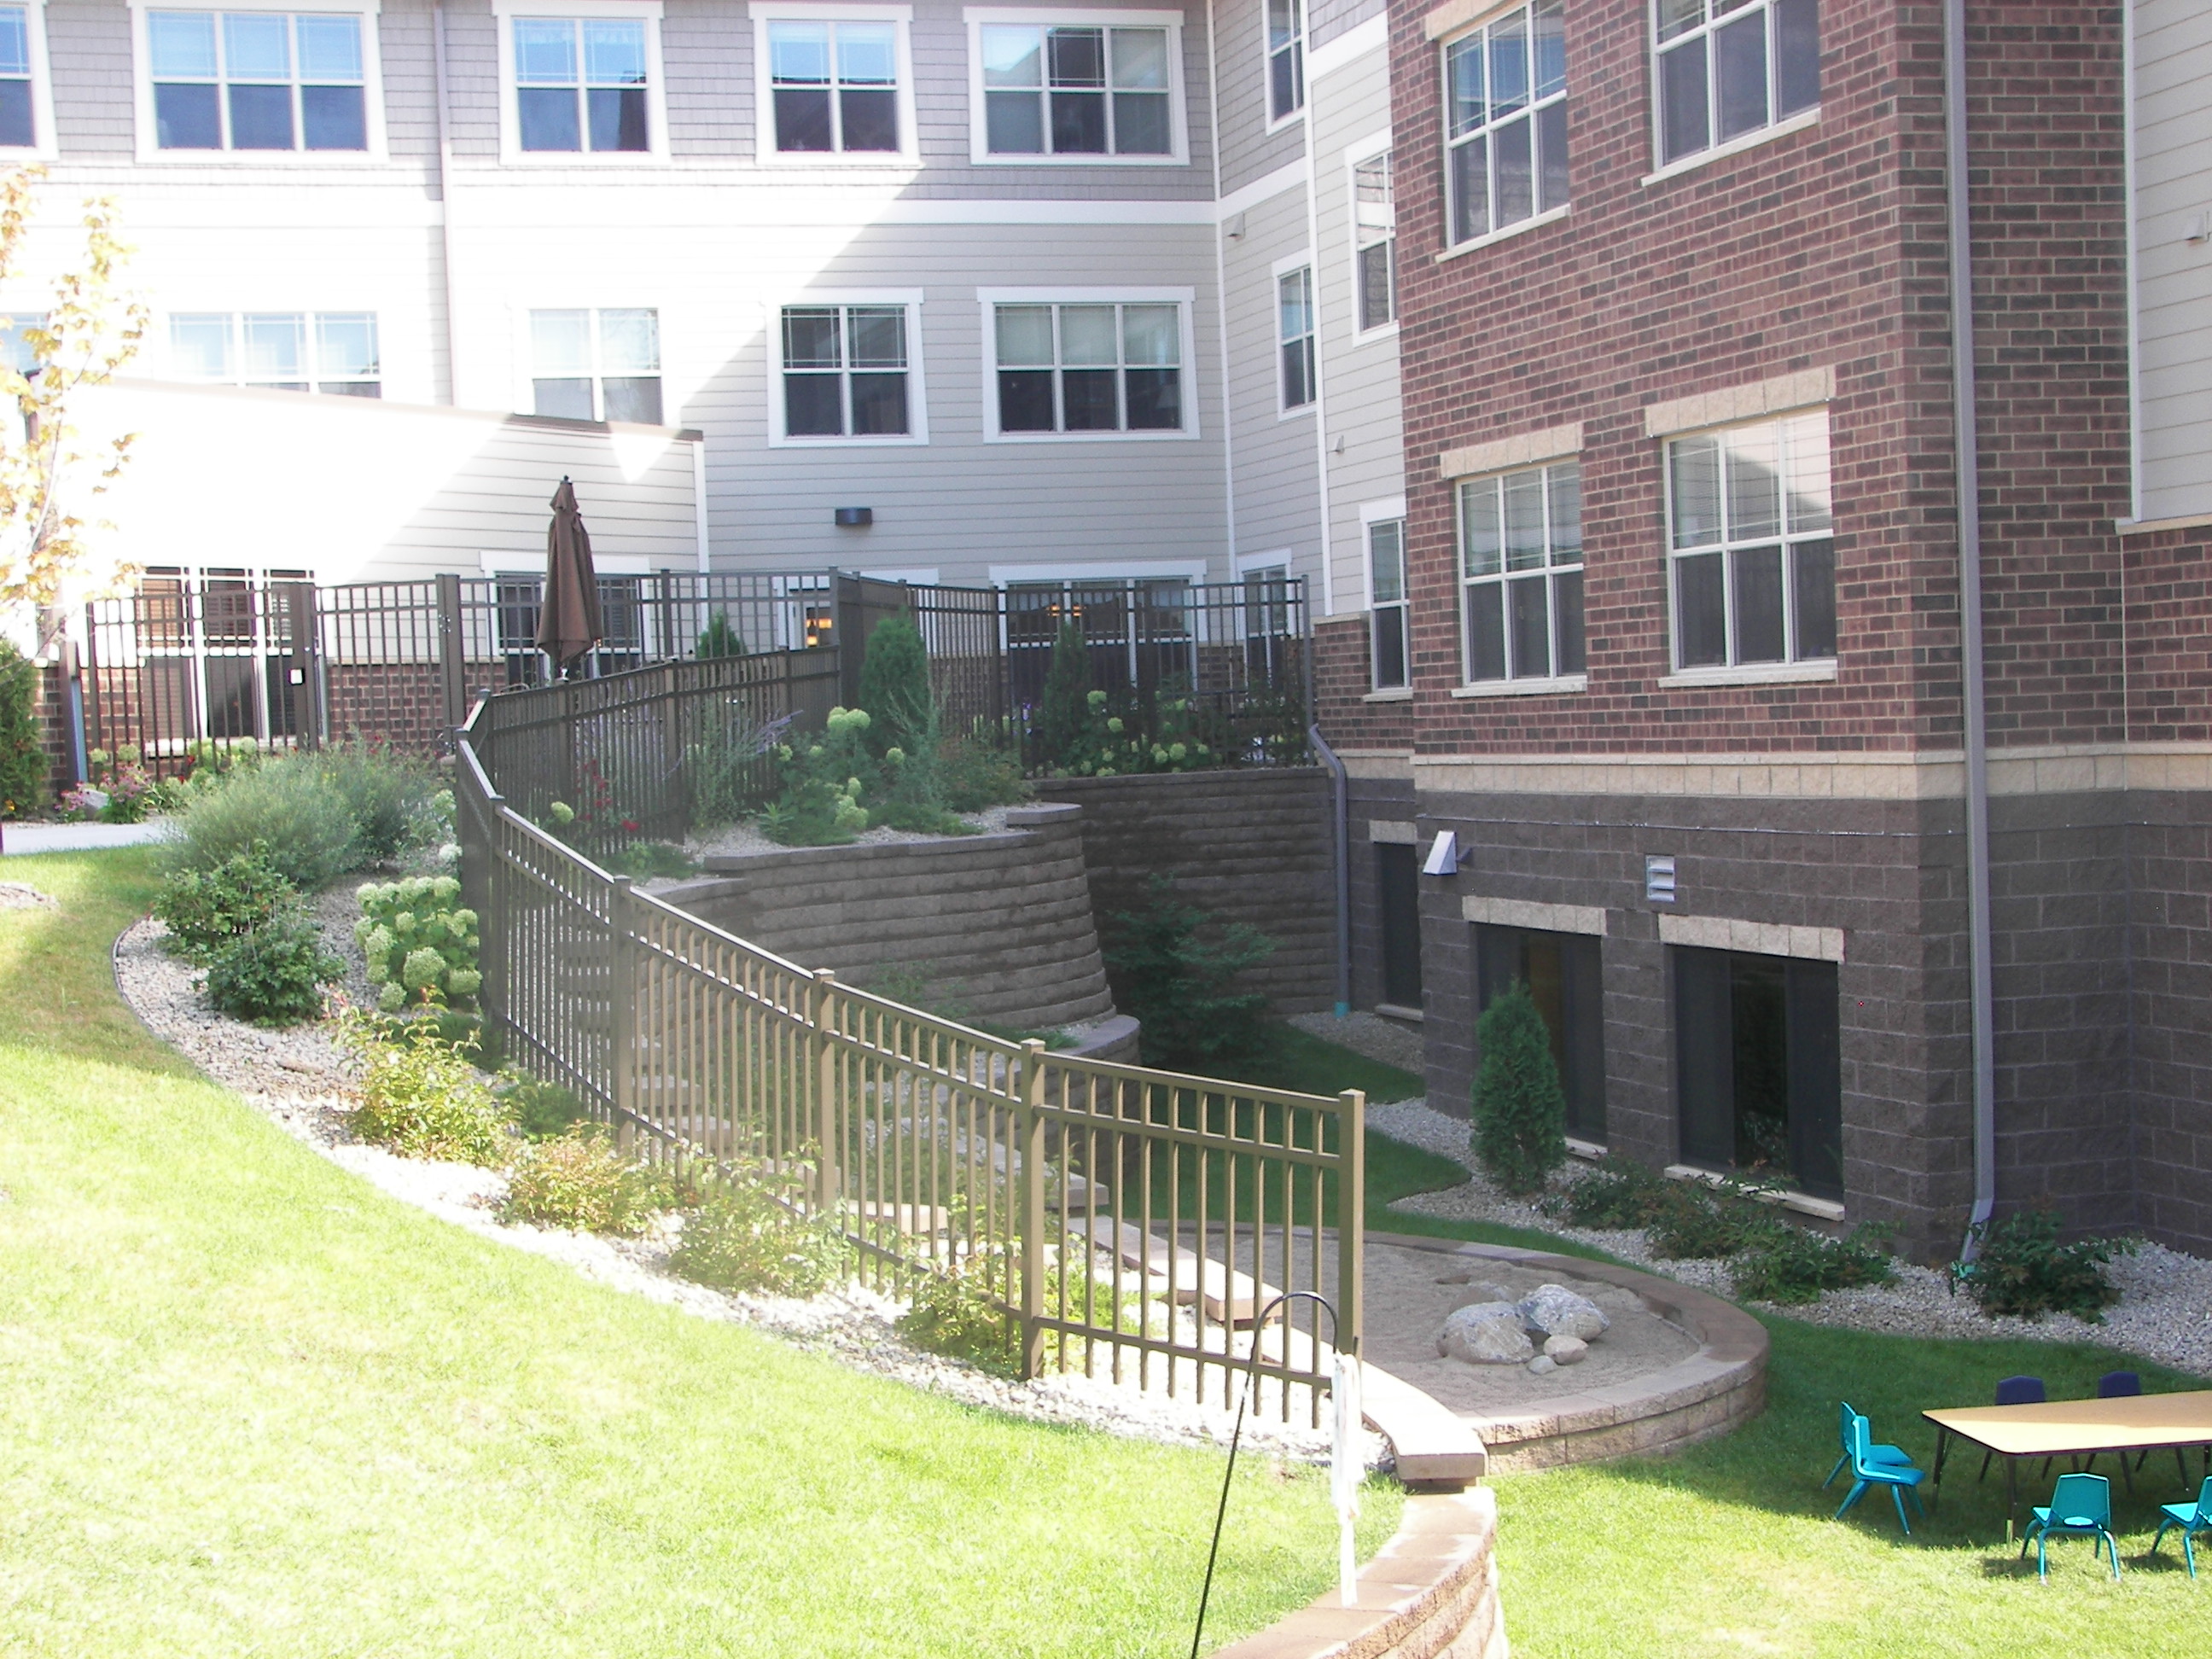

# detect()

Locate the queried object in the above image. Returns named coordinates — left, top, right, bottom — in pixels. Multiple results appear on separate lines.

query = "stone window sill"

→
left=1363, top=685, right=1413, bottom=702
left=1640, top=107, right=1820, bottom=189
left=1451, top=673, right=1587, bottom=699
left=1657, top=661, right=1836, bottom=690
left=1664, top=1162, right=1845, bottom=1222
left=1566, top=1137, right=1606, bottom=1161
left=1374, top=1001, right=1424, bottom=1023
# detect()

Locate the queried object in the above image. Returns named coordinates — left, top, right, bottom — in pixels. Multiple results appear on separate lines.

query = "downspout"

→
left=1944, top=0, right=1998, bottom=1260
left=432, top=1, right=461, bottom=404
left=1311, top=722, right=1351, bottom=1018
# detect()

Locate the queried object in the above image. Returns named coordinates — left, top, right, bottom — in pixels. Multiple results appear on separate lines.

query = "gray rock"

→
left=1521, top=1284, right=1610, bottom=1342
left=1543, top=1335, right=1589, bottom=1365
left=1528, top=1354, right=1558, bottom=1377
left=1435, top=1301, right=1535, bottom=1365
left=1448, top=1281, right=1522, bottom=1311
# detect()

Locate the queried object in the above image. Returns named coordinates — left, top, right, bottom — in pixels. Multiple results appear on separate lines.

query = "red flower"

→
left=621, top=818, right=640, bottom=833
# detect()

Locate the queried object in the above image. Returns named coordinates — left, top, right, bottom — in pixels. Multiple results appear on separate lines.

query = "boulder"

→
left=1448, top=1282, right=1522, bottom=1313
left=1543, top=1335, right=1590, bottom=1365
left=1435, top=1301, right=1535, bottom=1365
left=1528, top=1355, right=1558, bottom=1377
left=1520, top=1284, right=1610, bottom=1342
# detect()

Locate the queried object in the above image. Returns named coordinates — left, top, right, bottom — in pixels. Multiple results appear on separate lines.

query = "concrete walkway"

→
left=1, top=821, right=169, bottom=855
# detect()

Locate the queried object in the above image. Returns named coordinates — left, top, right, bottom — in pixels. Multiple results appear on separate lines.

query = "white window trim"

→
left=1344, top=136, right=1397, bottom=341
left=1361, top=504, right=1409, bottom=694
left=1261, top=0, right=1303, bottom=131
left=162, top=307, right=384, bottom=393
left=975, top=284, right=1200, bottom=444
left=1272, top=250, right=1315, bottom=421
left=753, top=1, right=918, bottom=167
left=1434, top=201, right=1569, bottom=264
left=512, top=303, right=666, bottom=422
left=989, top=558, right=1209, bottom=584
left=766, top=288, right=928, bottom=447
left=1642, top=102, right=1818, bottom=188
left=962, top=7, right=1188, bottom=167
left=1458, top=458, right=1583, bottom=690
left=1234, top=546, right=1291, bottom=578
left=1437, top=3, right=1568, bottom=254
left=1450, top=673, right=1586, bottom=698
left=1358, top=495, right=1406, bottom=610
left=129, top=0, right=389, bottom=166
left=1657, top=660, right=1836, bottom=690
left=0, top=0, right=56, bottom=163
left=492, top=0, right=669, bottom=166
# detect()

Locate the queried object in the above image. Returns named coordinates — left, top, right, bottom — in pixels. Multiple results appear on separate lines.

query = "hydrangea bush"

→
left=355, top=874, right=481, bottom=1012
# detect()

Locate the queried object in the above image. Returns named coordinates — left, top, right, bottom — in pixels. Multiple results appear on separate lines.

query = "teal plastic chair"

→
left=1824, top=1401, right=1912, bottom=1490
left=2019, top=1472, right=2121, bottom=1581
left=1833, top=1412, right=1926, bottom=1535
left=2151, top=1476, right=2212, bottom=1578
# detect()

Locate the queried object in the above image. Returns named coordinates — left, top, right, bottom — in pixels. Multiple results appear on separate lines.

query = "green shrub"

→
left=340, top=1016, right=513, bottom=1165
left=1732, top=1223, right=1896, bottom=1305
left=1947, top=1208, right=2139, bottom=1322
left=856, top=614, right=934, bottom=757
left=687, top=713, right=783, bottom=831
left=896, top=1244, right=1156, bottom=1377
left=499, top=1125, right=675, bottom=1234
left=696, top=612, right=747, bottom=659
left=760, top=707, right=875, bottom=846
left=1644, top=1180, right=1781, bottom=1260
left=154, top=844, right=298, bottom=964
left=0, top=641, right=47, bottom=817
left=204, top=911, right=343, bottom=1027
left=1470, top=982, right=1568, bottom=1196
left=1546, top=1155, right=1674, bottom=1229
left=938, top=728, right=1030, bottom=812
left=167, top=755, right=363, bottom=890
left=498, top=1075, right=589, bottom=1140
left=603, top=841, right=696, bottom=880
left=1103, top=874, right=1274, bottom=1068
left=869, top=741, right=970, bottom=835
left=669, top=1165, right=849, bottom=1297
left=355, top=874, right=480, bottom=1014
left=305, top=742, right=446, bottom=862
left=1036, top=620, right=1092, bottom=773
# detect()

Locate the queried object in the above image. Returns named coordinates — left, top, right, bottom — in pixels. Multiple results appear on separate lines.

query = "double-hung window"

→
left=764, top=14, right=904, bottom=154
left=169, top=311, right=381, bottom=396
left=0, top=4, right=50, bottom=153
left=778, top=300, right=917, bottom=441
left=530, top=308, right=661, bottom=423
left=0, top=313, right=39, bottom=376
left=1461, top=459, right=1583, bottom=685
left=975, top=16, right=1175, bottom=160
left=1368, top=517, right=1408, bottom=690
left=1277, top=265, right=1314, bottom=412
left=145, top=9, right=371, bottom=153
left=1653, top=0, right=1818, bottom=168
left=1266, top=0, right=1301, bottom=122
left=1666, top=412, right=1833, bottom=672
left=991, top=299, right=1185, bottom=437
left=1443, top=0, right=1566, bottom=248
left=511, top=14, right=651, bottom=152
left=1353, top=149, right=1395, bottom=333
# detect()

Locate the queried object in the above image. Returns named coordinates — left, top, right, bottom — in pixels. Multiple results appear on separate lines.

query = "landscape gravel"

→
left=1369, top=1098, right=2212, bottom=1381
left=112, top=907, right=1353, bottom=1465
left=1287, top=1010, right=1425, bottom=1081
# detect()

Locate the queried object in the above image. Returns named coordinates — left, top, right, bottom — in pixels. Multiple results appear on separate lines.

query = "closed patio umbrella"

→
left=536, top=476, right=602, bottom=677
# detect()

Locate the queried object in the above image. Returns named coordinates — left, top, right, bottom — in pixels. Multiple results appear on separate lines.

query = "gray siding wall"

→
left=1211, top=0, right=1305, bottom=195
left=1307, top=0, right=1384, bottom=53
left=2132, top=0, right=2212, bottom=521
left=1222, top=185, right=1322, bottom=583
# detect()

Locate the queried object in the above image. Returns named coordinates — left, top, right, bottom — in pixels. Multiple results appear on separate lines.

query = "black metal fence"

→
left=57, top=567, right=1307, bottom=785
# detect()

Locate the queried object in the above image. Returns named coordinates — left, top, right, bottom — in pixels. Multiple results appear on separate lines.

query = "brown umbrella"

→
left=536, top=476, right=602, bottom=676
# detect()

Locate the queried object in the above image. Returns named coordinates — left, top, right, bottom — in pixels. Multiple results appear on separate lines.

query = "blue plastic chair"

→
left=2151, top=1476, right=2212, bottom=1578
left=1833, top=1412, right=1926, bottom=1535
left=2019, top=1472, right=2121, bottom=1581
left=1824, top=1401, right=1912, bottom=1489
left=1981, top=1376, right=2049, bottom=1483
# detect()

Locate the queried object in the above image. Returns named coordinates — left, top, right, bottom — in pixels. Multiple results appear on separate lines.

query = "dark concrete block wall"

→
left=659, top=803, right=1115, bottom=1031
left=1038, top=769, right=1336, bottom=1015
left=1348, top=773, right=1418, bottom=1014
left=2128, top=790, right=2212, bottom=1254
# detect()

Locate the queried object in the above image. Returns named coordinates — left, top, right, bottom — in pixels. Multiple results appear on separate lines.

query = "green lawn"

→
left=0, top=850, right=1398, bottom=1659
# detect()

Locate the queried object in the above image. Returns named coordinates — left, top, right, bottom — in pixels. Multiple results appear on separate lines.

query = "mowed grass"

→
left=0, top=850, right=1399, bottom=1659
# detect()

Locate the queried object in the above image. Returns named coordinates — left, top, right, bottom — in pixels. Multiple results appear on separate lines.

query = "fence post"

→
left=435, top=571, right=466, bottom=742
left=1019, top=1038, right=1048, bottom=1381
left=1337, top=1089, right=1365, bottom=1362
left=609, top=875, right=637, bottom=1151
left=811, top=967, right=840, bottom=1213
left=283, top=580, right=322, bottom=750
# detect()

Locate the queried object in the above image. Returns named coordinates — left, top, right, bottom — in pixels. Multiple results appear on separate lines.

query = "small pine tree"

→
left=1103, top=875, right=1276, bottom=1068
left=696, top=612, right=747, bottom=659
left=1038, top=619, right=1091, bottom=772
left=0, top=642, right=48, bottom=817
left=1471, top=981, right=1568, bottom=1196
left=856, top=614, right=933, bottom=756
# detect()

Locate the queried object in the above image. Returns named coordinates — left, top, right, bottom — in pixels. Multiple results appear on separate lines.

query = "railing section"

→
left=457, top=718, right=1362, bottom=1423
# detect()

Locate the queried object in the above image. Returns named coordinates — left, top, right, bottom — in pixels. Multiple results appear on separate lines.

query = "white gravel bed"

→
left=679, top=804, right=1018, bottom=869
left=1368, top=1099, right=2212, bottom=1380
left=1288, top=1010, right=1425, bottom=1084
left=112, top=910, right=1348, bottom=1464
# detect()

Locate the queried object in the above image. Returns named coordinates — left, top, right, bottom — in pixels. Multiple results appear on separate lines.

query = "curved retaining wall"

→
left=657, top=802, right=1115, bottom=1033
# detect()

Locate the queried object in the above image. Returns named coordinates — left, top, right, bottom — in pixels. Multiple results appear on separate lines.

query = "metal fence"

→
left=457, top=691, right=1363, bottom=1420
left=62, top=566, right=1307, bottom=783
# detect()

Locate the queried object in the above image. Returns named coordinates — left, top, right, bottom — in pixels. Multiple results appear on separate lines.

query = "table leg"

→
left=2006, top=1453, right=2019, bottom=1544
left=1930, top=1427, right=1950, bottom=1511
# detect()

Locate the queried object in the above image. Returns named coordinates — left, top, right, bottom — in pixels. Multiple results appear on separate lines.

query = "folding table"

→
left=1924, top=1390, right=2212, bottom=1538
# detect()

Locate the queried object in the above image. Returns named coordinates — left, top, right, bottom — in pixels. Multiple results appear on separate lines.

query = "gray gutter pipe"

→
left=1944, top=0, right=1998, bottom=1260
left=1310, top=723, right=1352, bottom=1018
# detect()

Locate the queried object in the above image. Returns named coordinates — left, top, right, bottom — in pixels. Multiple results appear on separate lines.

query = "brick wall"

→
left=1313, top=615, right=1416, bottom=754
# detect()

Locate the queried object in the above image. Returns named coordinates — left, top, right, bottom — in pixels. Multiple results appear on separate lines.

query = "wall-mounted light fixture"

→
left=834, top=506, right=873, bottom=527
left=1422, top=830, right=1458, bottom=876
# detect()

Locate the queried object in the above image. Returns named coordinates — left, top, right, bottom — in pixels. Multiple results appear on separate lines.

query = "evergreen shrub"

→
left=1103, top=874, right=1274, bottom=1068
left=1470, top=981, right=1568, bottom=1196
left=0, top=641, right=46, bottom=817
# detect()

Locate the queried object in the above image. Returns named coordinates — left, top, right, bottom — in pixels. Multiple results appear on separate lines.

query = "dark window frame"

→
left=1476, top=922, right=1605, bottom=1144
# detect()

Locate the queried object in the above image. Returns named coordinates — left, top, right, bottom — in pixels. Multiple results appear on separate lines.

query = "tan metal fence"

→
left=457, top=690, right=1362, bottom=1422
